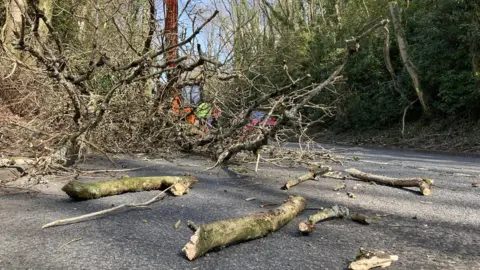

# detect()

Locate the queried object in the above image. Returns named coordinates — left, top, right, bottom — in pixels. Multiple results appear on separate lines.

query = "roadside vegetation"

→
left=0, top=1, right=478, bottom=268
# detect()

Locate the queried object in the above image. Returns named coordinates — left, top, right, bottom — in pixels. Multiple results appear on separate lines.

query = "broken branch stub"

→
left=183, top=196, right=306, bottom=260
left=299, top=205, right=350, bottom=234
left=349, top=248, right=399, bottom=270
left=345, top=168, right=432, bottom=196
left=282, top=165, right=332, bottom=190
left=62, top=176, right=198, bottom=199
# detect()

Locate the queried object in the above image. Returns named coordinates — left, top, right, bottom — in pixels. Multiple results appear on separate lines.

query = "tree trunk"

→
left=2, top=0, right=26, bottom=58
left=389, top=2, right=430, bottom=115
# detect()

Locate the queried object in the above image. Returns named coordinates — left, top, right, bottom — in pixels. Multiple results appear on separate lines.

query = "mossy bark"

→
left=346, top=168, right=432, bottom=196
left=299, top=205, right=350, bottom=233
left=62, top=176, right=198, bottom=199
left=281, top=166, right=331, bottom=190
left=183, top=196, right=306, bottom=260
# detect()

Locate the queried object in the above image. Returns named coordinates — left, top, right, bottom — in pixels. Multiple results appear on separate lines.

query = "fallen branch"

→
left=183, top=196, right=306, bottom=260
left=0, top=157, right=36, bottom=168
left=62, top=175, right=198, bottom=200
left=349, top=212, right=374, bottom=225
left=349, top=248, right=399, bottom=270
left=42, top=186, right=173, bottom=229
left=281, top=165, right=332, bottom=190
left=79, top=165, right=157, bottom=174
left=345, top=168, right=433, bottom=196
left=58, top=237, right=83, bottom=249
left=298, top=205, right=350, bottom=234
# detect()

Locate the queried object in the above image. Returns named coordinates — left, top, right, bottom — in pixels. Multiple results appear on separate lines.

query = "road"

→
left=1, top=145, right=479, bottom=269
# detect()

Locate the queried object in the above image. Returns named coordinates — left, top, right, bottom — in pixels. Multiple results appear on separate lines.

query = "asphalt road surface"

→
left=1, top=145, right=480, bottom=269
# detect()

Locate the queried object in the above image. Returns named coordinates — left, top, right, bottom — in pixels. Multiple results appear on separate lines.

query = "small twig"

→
left=187, top=220, right=199, bottom=232
left=58, top=237, right=83, bottom=250
left=3, top=62, right=17, bottom=79
left=42, top=186, right=173, bottom=229
left=79, top=165, right=157, bottom=174
left=260, top=202, right=278, bottom=208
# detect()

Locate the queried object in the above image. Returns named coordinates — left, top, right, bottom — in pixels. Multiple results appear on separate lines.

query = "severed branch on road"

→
left=62, top=176, right=198, bottom=200
left=299, top=205, right=350, bottom=234
left=345, top=168, right=433, bottom=196
left=349, top=248, right=399, bottom=270
left=281, top=165, right=332, bottom=190
left=183, top=196, right=306, bottom=260
left=299, top=205, right=373, bottom=234
left=42, top=185, right=175, bottom=229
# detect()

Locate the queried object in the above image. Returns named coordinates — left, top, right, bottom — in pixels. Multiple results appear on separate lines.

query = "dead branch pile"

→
left=0, top=0, right=390, bottom=172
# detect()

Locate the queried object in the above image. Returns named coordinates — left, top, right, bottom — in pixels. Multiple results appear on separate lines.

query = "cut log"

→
left=62, top=176, right=198, bottom=200
left=345, top=168, right=433, bottom=196
left=183, top=196, right=306, bottom=260
left=349, top=248, right=399, bottom=270
left=281, top=165, right=331, bottom=190
left=298, top=205, right=350, bottom=234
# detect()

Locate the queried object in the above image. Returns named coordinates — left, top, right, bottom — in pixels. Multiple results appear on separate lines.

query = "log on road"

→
left=345, top=168, right=433, bottom=196
left=299, top=205, right=350, bottom=233
left=281, top=165, right=331, bottom=190
left=183, top=196, right=306, bottom=260
left=299, top=205, right=373, bottom=234
left=62, top=176, right=198, bottom=199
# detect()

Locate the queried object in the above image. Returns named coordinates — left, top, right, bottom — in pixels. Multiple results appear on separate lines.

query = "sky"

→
left=159, top=0, right=233, bottom=62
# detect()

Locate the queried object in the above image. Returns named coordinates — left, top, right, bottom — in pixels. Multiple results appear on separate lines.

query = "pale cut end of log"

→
left=183, top=230, right=201, bottom=260
left=171, top=177, right=198, bottom=196
left=420, top=180, right=432, bottom=196
left=298, top=221, right=314, bottom=233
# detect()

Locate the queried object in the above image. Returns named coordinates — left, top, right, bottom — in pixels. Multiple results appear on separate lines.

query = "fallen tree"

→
left=62, top=176, right=198, bottom=200
left=183, top=196, right=306, bottom=260
left=281, top=165, right=331, bottom=190
left=345, top=168, right=433, bottom=196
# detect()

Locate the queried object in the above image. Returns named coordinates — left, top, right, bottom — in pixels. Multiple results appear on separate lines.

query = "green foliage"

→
left=232, top=0, right=480, bottom=130
left=405, top=0, right=479, bottom=118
